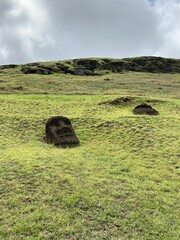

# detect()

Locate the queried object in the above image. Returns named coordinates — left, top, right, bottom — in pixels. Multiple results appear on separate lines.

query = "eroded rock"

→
left=45, top=116, right=80, bottom=147
left=133, top=103, right=159, bottom=115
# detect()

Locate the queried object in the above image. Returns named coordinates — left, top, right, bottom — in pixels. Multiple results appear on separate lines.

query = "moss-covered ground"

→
left=0, top=70, right=180, bottom=239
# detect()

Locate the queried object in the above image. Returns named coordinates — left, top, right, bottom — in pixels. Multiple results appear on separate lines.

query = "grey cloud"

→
left=0, top=0, right=179, bottom=64
left=44, top=0, right=162, bottom=59
left=153, top=0, right=180, bottom=58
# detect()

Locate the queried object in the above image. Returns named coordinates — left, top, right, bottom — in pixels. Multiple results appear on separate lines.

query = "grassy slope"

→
left=0, top=70, right=180, bottom=239
left=0, top=71, right=180, bottom=98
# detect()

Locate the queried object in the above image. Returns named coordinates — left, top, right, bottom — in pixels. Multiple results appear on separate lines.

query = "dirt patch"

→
left=146, top=99, right=165, bottom=104
left=99, top=97, right=133, bottom=106
left=133, top=103, right=159, bottom=115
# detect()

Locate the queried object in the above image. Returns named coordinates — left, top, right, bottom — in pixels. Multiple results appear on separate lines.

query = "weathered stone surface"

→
left=0, top=64, right=17, bottom=69
left=133, top=103, right=159, bottom=115
left=45, top=116, right=80, bottom=147
left=74, top=59, right=102, bottom=71
left=75, top=67, right=85, bottom=76
left=22, top=67, right=52, bottom=75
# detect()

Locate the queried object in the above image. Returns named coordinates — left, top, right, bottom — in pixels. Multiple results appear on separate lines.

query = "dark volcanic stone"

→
left=0, top=64, right=18, bottom=69
left=133, top=103, right=159, bottom=115
left=75, top=67, right=85, bottom=76
left=22, top=67, right=52, bottom=75
left=74, top=59, right=101, bottom=71
left=45, top=116, right=80, bottom=147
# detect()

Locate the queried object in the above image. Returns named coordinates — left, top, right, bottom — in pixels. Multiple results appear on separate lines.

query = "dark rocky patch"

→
left=75, top=67, right=85, bottom=76
left=22, top=67, right=52, bottom=75
left=2, top=56, right=180, bottom=76
left=12, top=86, right=24, bottom=90
left=103, top=60, right=126, bottom=73
left=45, top=116, right=80, bottom=147
left=55, top=63, right=69, bottom=73
left=133, top=103, right=159, bottom=115
left=74, top=59, right=102, bottom=71
left=0, top=64, right=18, bottom=69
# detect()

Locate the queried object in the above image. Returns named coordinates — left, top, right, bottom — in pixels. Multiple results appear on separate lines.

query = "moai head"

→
left=133, top=103, right=159, bottom=115
left=45, top=116, right=79, bottom=147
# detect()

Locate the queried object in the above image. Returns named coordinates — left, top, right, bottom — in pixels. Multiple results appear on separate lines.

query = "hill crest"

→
left=1, top=56, right=180, bottom=76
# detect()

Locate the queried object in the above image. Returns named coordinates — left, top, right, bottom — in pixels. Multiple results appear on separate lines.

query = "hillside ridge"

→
left=1, top=56, right=180, bottom=76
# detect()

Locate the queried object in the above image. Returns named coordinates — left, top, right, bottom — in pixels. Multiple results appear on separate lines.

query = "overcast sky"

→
left=0, top=0, right=180, bottom=64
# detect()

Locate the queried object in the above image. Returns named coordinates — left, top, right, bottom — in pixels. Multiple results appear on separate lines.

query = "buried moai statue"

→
left=133, top=103, right=159, bottom=115
left=45, top=116, right=79, bottom=147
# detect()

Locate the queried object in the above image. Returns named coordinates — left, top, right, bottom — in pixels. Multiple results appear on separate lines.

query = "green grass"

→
left=0, top=93, right=179, bottom=239
left=0, top=71, right=180, bottom=98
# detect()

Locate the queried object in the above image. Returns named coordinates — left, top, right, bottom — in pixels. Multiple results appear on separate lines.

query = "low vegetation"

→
left=0, top=70, right=180, bottom=99
left=0, top=57, right=179, bottom=239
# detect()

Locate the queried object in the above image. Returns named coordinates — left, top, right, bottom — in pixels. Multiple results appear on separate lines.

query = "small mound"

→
left=133, top=103, right=159, bottom=115
left=99, top=97, right=133, bottom=106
